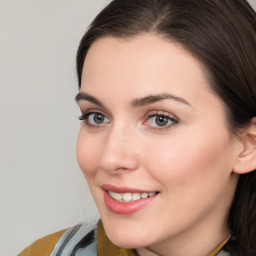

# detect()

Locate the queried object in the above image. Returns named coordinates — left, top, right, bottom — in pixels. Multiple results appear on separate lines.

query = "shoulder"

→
left=18, top=228, right=68, bottom=256
left=18, top=224, right=97, bottom=256
left=18, top=222, right=135, bottom=256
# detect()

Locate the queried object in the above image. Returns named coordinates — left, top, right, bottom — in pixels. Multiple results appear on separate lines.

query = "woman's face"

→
left=76, top=35, right=241, bottom=252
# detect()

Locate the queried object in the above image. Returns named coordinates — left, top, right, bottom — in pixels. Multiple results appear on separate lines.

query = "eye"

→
left=79, top=112, right=110, bottom=127
left=88, top=113, right=106, bottom=124
left=146, top=113, right=178, bottom=129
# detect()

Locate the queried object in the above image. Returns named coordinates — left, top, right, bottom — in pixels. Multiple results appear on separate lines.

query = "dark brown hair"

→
left=76, top=0, right=256, bottom=254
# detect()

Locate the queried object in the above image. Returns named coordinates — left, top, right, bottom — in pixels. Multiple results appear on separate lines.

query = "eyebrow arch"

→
left=131, top=93, right=191, bottom=107
left=75, top=92, right=191, bottom=110
left=75, top=92, right=105, bottom=108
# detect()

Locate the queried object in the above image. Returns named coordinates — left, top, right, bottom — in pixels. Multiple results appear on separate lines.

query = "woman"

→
left=20, top=0, right=256, bottom=255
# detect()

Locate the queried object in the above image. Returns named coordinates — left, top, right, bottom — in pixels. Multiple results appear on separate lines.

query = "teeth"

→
left=132, top=193, right=141, bottom=201
left=123, top=193, right=132, bottom=202
left=141, top=193, right=148, bottom=199
left=108, top=191, right=157, bottom=202
left=109, top=190, right=122, bottom=201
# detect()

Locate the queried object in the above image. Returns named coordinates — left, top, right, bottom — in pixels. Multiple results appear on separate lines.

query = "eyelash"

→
left=79, top=111, right=178, bottom=130
left=144, top=111, right=178, bottom=130
left=79, top=111, right=110, bottom=128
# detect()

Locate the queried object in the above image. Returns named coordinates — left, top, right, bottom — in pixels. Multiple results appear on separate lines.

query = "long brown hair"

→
left=76, top=0, right=256, bottom=254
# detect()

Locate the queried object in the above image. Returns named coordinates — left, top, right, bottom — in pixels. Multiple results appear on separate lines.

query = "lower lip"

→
left=103, top=190, right=158, bottom=215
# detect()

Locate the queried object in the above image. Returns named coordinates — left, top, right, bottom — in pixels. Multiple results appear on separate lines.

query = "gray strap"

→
left=50, top=224, right=97, bottom=256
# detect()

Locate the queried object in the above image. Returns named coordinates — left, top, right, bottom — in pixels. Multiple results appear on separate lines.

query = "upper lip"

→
left=101, top=184, right=158, bottom=193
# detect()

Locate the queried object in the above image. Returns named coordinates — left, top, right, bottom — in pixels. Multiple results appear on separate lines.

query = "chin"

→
left=104, top=224, right=154, bottom=249
left=109, top=234, right=149, bottom=249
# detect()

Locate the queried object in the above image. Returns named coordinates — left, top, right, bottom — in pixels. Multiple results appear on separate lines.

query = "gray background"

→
left=1, top=0, right=256, bottom=255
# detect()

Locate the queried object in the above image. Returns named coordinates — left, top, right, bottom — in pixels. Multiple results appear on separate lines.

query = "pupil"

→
left=94, top=114, right=104, bottom=124
left=156, top=116, right=168, bottom=126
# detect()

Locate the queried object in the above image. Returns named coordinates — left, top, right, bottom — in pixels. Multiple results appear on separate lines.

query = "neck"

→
left=136, top=218, right=230, bottom=256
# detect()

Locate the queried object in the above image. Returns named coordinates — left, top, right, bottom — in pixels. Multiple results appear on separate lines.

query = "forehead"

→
left=81, top=35, right=209, bottom=98
left=83, top=35, right=205, bottom=75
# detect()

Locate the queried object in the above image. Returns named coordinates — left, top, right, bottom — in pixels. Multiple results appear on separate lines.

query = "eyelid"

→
left=146, top=110, right=178, bottom=120
left=77, top=101, right=112, bottom=120
left=143, top=110, right=179, bottom=130
left=79, top=107, right=108, bottom=118
left=79, top=110, right=110, bottom=128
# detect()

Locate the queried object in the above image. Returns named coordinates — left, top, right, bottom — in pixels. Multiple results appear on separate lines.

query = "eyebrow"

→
left=75, top=92, right=191, bottom=108
left=131, top=93, right=191, bottom=107
left=75, top=92, right=105, bottom=107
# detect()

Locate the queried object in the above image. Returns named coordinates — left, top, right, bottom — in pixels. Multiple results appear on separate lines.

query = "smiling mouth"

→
left=108, top=190, right=158, bottom=203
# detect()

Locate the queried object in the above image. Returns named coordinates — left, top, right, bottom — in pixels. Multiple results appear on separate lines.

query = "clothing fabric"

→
left=18, top=229, right=68, bottom=256
left=19, top=221, right=231, bottom=256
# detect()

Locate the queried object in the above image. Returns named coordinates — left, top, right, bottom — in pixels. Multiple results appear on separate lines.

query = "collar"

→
left=97, top=221, right=230, bottom=256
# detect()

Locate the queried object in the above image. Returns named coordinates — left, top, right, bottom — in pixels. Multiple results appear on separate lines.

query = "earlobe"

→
left=233, top=118, right=256, bottom=174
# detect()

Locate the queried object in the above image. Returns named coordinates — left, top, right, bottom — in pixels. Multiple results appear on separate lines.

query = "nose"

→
left=99, top=125, right=139, bottom=174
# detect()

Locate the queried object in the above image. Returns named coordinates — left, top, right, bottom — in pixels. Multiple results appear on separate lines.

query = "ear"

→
left=233, top=117, right=256, bottom=174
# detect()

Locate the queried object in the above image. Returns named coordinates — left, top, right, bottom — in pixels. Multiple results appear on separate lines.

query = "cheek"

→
left=144, top=128, right=233, bottom=190
left=76, top=130, right=101, bottom=177
left=141, top=129, right=236, bottom=227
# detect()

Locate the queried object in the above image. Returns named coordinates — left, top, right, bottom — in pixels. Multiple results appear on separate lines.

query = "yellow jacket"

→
left=19, top=221, right=229, bottom=256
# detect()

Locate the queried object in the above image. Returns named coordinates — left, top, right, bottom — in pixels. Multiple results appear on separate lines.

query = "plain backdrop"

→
left=1, top=0, right=256, bottom=255
left=0, top=1, right=110, bottom=255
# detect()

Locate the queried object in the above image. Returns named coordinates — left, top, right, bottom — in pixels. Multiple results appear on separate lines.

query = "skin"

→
left=76, top=35, right=242, bottom=256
